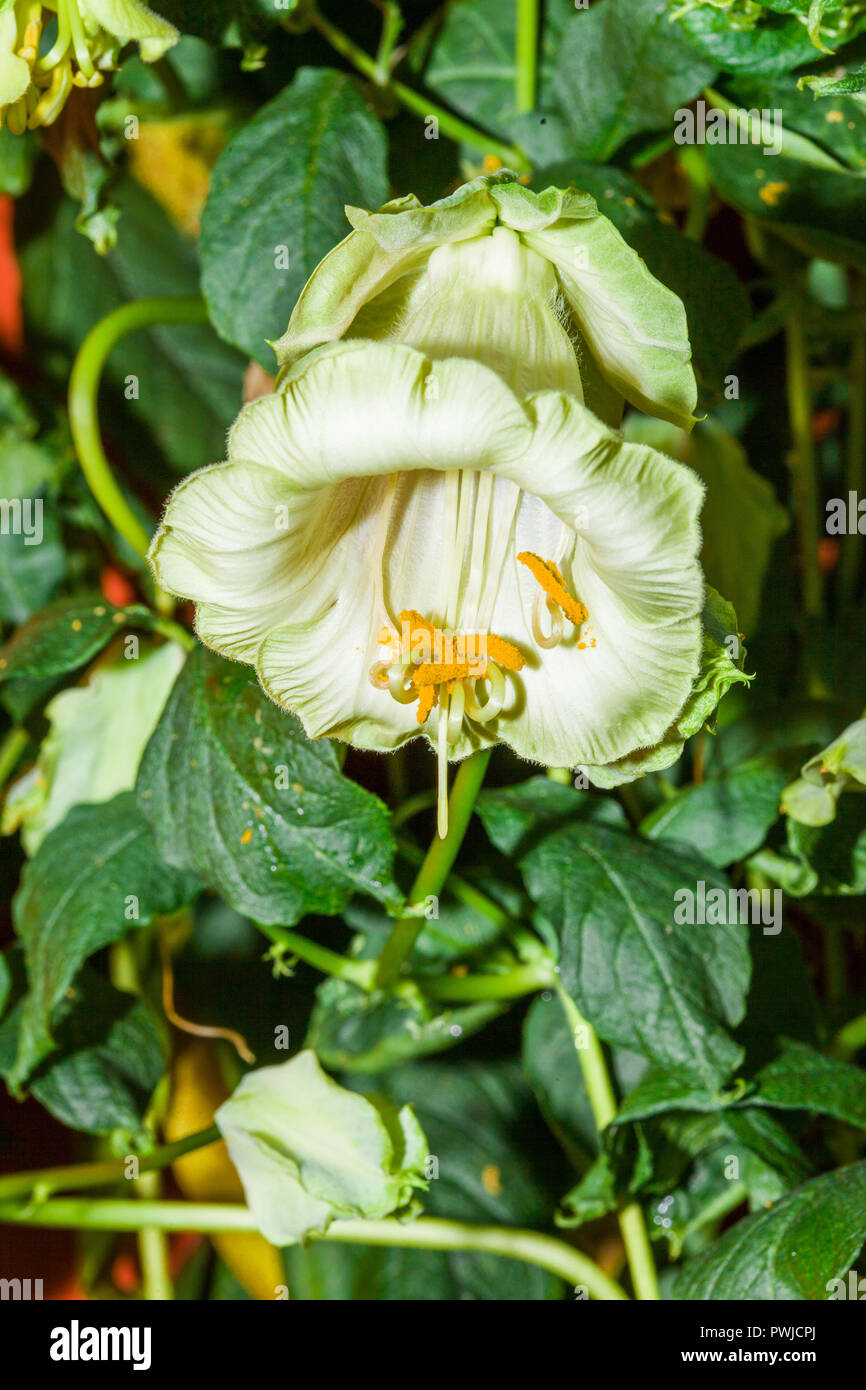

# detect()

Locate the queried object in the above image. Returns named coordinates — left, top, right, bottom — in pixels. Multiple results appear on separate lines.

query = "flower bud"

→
left=782, top=716, right=866, bottom=827
left=215, top=1050, right=428, bottom=1245
left=273, top=173, right=698, bottom=429
left=0, top=1, right=178, bottom=133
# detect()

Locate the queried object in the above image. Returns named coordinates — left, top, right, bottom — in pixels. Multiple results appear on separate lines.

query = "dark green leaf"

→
left=672, top=1161, right=866, bottom=1298
left=746, top=1039, right=866, bottom=1129
left=137, top=647, right=398, bottom=926
left=0, top=955, right=165, bottom=1136
left=676, top=5, right=826, bottom=73
left=477, top=774, right=626, bottom=859
left=640, top=756, right=788, bottom=867
left=731, top=73, right=866, bottom=168
left=8, top=793, right=197, bottom=1090
left=200, top=68, right=389, bottom=367
left=612, top=1067, right=741, bottom=1127
left=305, top=976, right=504, bottom=1072
left=801, top=61, right=866, bottom=98
left=31, top=984, right=165, bottom=1136
left=0, top=596, right=157, bottom=721
left=550, top=0, right=717, bottom=162
left=518, top=824, right=750, bottom=1088
left=704, top=141, right=866, bottom=267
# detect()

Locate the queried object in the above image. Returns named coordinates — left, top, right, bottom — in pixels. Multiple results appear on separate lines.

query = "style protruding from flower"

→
left=215, top=1050, right=428, bottom=1246
left=0, top=0, right=178, bottom=132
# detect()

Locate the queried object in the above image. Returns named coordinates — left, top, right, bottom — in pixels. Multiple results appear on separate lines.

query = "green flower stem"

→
left=397, top=836, right=511, bottom=930
left=255, top=922, right=376, bottom=989
left=307, top=4, right=531, bottom=172
left=557, top=986, right=660, bottom=1301
left=375, top=748, right=492, bottom=988
left=0, top=1124, right=220, bottom=1202
left=421, top=960, right=554, bottom=1002
left=0, top=1200, right=627, bottom=1300
left=515, top=0, right=540, bottom=112
left=398, top=837, right=550, bottom=966
left=840, top=274, right=866, bottom=605
left=785, top=297, right=824, bottom=623
left=68, top=296, right=209, bottom=608
left=0, top=726, right=29, bottom=790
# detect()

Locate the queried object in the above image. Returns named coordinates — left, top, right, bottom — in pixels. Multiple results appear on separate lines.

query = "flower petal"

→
left=80, top=0, right=179, bottom=59
left=153, top=342, right=704, bottom=770
left=522, top=209, right=698, bottom=428
left=272, top=181, right=498, bottom=371
left=0, top=12, right=31, bottom=108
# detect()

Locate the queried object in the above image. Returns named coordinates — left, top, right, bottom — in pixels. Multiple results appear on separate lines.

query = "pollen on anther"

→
left=518, top=551, right=588, bottom=628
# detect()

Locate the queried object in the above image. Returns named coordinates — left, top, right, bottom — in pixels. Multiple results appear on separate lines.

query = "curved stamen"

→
left=66, top=0, right=95, bottom=78
left=387, top=658, right=418, bottom=704
left=463, top=662, right=506, bottom=722
left=531, top=591, right=564, bottom=650
left=40, top=0, right=73, bottom=70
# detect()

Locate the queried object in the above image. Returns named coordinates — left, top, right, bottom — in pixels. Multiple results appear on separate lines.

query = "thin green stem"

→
left=672, top=1180, right=747, bottom=1257
left=557, top=986, right=660, bottom=1301
left=420, top=960, right=553, bottom=1002
left=680, top=147, right=712, bottom=243
left=136, top=1170, right=174, bottom=1301
left=151, top=616, right=195, bottom=652
left=255, top=922, right=376, bottom=989
left=68, top=296, right=209, bottom=606
left=0, top=1201, right=627, bottom=1300
left=833, top=1011, right=866, bottom=1062
left=391, top=790, right=437, bottom=828
left=515, top=0, right=539, bottom=113
left=375, top=749, right=492, bottom=988
left=307, top=5, right=531, bottom=172
left=0, top=1124, right=220, bottom=1202
left=0, top=726, right=29, bottom=790
left=373, top=0, right=403, bottom=84
left=840, top=274, right=866, bottom=606
left=785, top=299, right=823, bottom=624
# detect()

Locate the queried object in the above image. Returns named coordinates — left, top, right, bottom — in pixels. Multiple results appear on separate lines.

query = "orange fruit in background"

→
left=165, top=1041, right=284, bottom=1301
